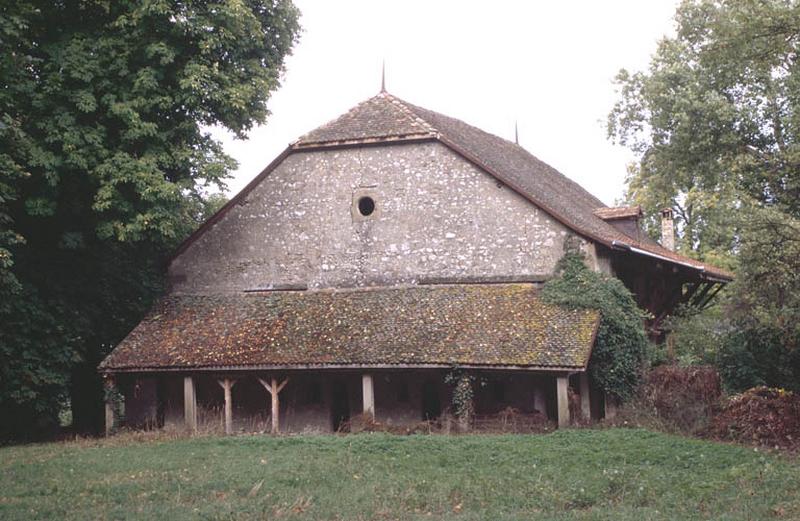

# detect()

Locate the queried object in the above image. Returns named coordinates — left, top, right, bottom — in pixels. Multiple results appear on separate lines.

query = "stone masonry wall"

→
left=169, top=142, right=595, bottom=293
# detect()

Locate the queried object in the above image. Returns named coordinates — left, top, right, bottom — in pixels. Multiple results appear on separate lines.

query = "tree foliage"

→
left=716, top=207, right=800, bottom=392
left=0, top=0, right=300, bottom=438
left=608, top=0, right=800, bottom=263
left=608, top=0, right=800, bottom=393
left=660, top=305, right=730, bottom=367
left=540, top=252, right=649, bottom=401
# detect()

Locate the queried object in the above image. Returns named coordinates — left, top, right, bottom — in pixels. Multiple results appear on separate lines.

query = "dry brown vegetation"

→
left=607, top=366, right=800, bottom=453
left=345, top=409, right=554, bottom=436
left=710, top=387, right=800, bottom=451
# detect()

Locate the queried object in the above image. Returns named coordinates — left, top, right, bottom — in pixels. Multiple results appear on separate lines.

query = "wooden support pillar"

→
left=579, top=372, right=591, bottom=421
left=104, top=377, right=116, bottom=436
left=184, top=376, right=197, bottom=432
left=533, top=386, right=546, bottom=415
left=556, top=375, right=570, bottom=428
left=217, top=378, right=237, bottom=435
left=259, top=377, right=288, bottom=434
left=362, top=373, right=375, bottom=418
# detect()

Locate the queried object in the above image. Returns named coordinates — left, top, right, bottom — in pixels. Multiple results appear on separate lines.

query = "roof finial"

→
left=380, top=60, right=386, bottom=93
left=514, top=120, right=519, bottom=145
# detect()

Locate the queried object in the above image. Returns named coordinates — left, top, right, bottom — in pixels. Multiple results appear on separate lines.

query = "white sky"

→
left=213, top=0, right=678, bottom=206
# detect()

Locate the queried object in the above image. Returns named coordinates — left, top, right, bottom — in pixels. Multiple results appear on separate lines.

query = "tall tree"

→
left=0, top=0, right=300, bottom=438
left=608, top=0, right=800, bottom=263
left=608, top=0, right=800, bottom=390
left=710, top=205, right=800, bottom=392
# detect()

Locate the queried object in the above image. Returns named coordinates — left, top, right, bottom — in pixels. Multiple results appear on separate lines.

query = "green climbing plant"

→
left=445, top=369, right=475, bottom=425
left=540, top=251, right=650, bottom=401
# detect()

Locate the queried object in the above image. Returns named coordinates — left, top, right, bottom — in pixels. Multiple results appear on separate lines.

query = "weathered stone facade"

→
left=169, top=142, right=584, bottom=294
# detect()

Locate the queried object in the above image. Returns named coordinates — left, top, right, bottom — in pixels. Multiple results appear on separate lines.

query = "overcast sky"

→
left=213, top=0, right=679, bottom=206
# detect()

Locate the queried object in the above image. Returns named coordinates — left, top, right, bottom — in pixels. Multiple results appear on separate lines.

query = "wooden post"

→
left=556, top=375, right=569, bottom=428
left=362, top=373, right=375, bottom=419
left=184, top=376, right=197, bottom=432
left=104, top=377, right=116, bottom=436
left=217, top=378, right=237, bottom=435
left=533, top=386, right=546, bottom=415
left=259, top=377, right=288, bottom=434
left=579, top=372, right=591, bottom=421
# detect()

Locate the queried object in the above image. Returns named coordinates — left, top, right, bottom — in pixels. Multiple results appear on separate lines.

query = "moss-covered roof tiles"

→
left=100, top=284, right=600, bottom=372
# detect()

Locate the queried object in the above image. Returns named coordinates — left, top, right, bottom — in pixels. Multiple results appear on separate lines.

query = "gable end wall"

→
left=169, top=142, right=605, bottom=293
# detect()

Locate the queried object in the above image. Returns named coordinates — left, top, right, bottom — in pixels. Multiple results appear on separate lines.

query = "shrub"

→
left=660, top=305, right=730, bottom=366
left=540, top=251, right=649, bottom=401
left=642, top=365, right=722, bottom=434
left=717, top=328, right=800, bottom=393
left=716, top=334, right=766, bottom=392
left=709, top=387, right=800, bottom=450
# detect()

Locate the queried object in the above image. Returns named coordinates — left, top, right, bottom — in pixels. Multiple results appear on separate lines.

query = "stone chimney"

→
left=660, top=208, right=675, bottom=251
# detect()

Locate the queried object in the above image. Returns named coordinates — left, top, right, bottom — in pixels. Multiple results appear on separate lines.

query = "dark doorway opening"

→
left=421, top=380, right=441, bottom=420
left=331, top=381, right=350, bottom=432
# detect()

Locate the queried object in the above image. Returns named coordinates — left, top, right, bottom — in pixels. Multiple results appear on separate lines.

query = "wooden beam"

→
left=258, top=377, right=289, bottom=434
left=108, top=362, right=586, bottom=374
left=579, top=373, right=591, bottom=421
left=184, top=376, right=197, bottom=432
left=277, top=378, right=288, bottom=393
left=698, top=283, right=724, bottom=309
left=362, top=373, right=375, bottom=418
left=689, top=281, right=714, bottom=308
left=217, top=378, right=237, bottom=435
left=556, top=375, right=569, bottom=428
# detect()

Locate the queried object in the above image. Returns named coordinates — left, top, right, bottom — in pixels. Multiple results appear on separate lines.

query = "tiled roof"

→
left=290, top=92, right=732, bottom=282
left=100, top=284, right=600, bottom=372
left=594, top=206, right=642, bottom=220
left=296, top=94, right=437, bottom=145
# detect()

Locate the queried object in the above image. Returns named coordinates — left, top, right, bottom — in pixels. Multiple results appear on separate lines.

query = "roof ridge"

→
left=294, top=92, right=438, bottom=146
left=381, top=92, right=440, bottom=136
left=397, top=99, right=603, bottom=208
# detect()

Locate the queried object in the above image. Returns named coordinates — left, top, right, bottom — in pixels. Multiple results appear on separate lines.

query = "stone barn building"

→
left=99, top=90, right=732, bottom=434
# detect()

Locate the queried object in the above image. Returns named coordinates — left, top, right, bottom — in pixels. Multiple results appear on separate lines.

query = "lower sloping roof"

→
left=100, top=284, right=600, bottom=372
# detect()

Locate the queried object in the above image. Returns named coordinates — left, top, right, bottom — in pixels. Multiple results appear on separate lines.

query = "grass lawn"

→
left=1, top=428, right=798, bottom=520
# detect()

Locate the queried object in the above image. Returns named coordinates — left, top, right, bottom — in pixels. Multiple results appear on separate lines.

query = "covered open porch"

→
left=100, top=283, right=603, bottom=435
left=105, top=366, right=608, bottom=435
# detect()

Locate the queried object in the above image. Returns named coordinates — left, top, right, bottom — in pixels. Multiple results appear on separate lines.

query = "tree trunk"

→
left=70, top=362, right=104, bottom=435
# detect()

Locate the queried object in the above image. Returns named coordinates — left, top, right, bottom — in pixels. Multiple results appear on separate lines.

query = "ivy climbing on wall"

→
left=445, top=369, right=476, bottom=430
left=540, top=251, right=650, bottom=401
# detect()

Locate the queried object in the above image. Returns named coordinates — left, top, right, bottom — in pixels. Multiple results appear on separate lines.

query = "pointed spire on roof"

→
left=380, top=60, right=386, bottom=93
left=514, top=120, right=519, bottom=145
